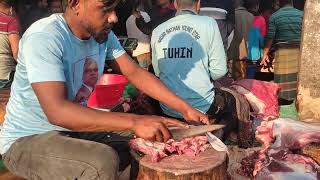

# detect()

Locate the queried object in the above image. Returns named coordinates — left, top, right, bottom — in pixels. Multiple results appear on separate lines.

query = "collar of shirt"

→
left=82, top=83, right=94, bottom=93
left=175, top=9, right=198, bottom=16
left=235, top=7, right=247, bottom=11
left=281, top=4, right=295, bottom=10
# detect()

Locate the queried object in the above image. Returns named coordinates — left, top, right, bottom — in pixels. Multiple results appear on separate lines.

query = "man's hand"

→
left=182, top=107, right=209, bottom=125
left=260, top=54, right=270, bottom=67
left=132, top=116, right=189, bottom=142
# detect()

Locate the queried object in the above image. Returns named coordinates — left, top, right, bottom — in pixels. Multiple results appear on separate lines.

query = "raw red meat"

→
left=255, top=151, right=320, bottom=180
left=129, top=136, right=209, bottom=162
left=129, top=138, right=168, bottom=162
left=232, top=79, right=280, bottom=120
left=239, top=118, right=320, bottom=178
left=240, top=150, right=320, bottom=179
left=256, top=118, right=320, bottom=150
left=256, top=120, right=274, bottom=151
left=271, top=118, right=320, bottom=150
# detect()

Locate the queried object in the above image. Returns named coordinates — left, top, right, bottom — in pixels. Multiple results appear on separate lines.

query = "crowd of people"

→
left=0, top=0, right=305, bottom=179
left=124, top=0, right=303, bottom=105
left=0, top=0, right=65, bottom=89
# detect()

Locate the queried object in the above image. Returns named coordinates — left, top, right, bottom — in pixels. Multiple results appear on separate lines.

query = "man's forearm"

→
left=50, top=100, right=138, bottom=132
left=32, top=82, right=137, bottom=132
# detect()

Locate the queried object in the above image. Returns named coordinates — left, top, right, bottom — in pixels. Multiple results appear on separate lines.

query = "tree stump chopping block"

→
left=131, top=148, right=228, bottom=180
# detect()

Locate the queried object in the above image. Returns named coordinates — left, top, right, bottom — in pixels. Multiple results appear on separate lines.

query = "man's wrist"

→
left=177, top=101, right=192, bottom=116
left=128, top=114, right=139, bottom=131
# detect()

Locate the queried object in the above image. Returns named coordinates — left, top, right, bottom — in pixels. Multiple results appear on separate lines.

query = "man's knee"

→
left=82, top=145, right=120, bottom=180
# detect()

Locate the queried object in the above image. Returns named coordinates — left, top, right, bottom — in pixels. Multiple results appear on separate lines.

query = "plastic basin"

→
left=88, top=74, right=128, bottom=108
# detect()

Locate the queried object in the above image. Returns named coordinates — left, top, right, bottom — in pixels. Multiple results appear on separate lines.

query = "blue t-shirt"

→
left=151, top=11, right=227, bottom=118
left=0, top=14, right=125, bottom=154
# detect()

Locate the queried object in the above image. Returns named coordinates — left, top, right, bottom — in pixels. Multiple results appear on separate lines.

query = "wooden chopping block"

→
left=0, top=89, right=10, bottom=124
left=130, top=148, right=228, bottom=180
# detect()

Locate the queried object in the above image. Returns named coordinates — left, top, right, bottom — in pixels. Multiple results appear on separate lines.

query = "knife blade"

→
left=169, top=124, right=225, bottom=141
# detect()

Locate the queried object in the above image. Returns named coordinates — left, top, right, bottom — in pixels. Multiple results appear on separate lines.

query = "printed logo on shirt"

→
left=72, top=56, right=99, bottom=106
left=158, top=25, right=200, bottom=43
left=163, top=47, right=193, bottom=59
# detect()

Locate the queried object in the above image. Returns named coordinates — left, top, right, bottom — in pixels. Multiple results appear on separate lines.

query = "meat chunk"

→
left=129, top=138, right=168, bottom=162
left=239, top=118, right=320, bottom=178
left=129, top=136, right=209, bottom=162
left=271, top=118, right=320, bottom=150
left=232, top=79, right=280, bottom=120
left=256, top=151, right=320, bottom=180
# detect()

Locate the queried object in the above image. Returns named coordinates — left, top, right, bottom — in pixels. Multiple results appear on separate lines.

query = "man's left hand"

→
left=182, top=108, right=209, bottom=125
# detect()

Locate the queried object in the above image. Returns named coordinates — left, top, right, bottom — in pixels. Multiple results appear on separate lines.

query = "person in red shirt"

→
left=0, top=0, right=20, bottom=89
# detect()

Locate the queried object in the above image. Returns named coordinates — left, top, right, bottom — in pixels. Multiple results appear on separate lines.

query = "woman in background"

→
left=0, top=0, right=20, bottom=89
left=247, top=1, right=273, bottom=79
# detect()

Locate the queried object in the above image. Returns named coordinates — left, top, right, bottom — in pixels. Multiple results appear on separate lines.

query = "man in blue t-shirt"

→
left=152, top=0, right=239, bottom=142
left=0, top=0, right=209, bottom=179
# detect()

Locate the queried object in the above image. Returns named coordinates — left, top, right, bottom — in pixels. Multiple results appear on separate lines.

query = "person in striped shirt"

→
left=260, top=0, right=303, bottom=105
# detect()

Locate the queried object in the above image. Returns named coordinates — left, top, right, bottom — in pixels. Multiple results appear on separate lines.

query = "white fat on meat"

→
left=232, top=85, right=265, bottom=115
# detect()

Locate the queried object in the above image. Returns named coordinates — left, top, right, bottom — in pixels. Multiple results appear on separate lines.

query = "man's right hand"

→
left=132, top=116, right=189, bottom=142
left=260, top=54, right=270, bottom=67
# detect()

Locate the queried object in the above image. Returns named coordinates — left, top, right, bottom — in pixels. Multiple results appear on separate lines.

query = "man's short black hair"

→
left=244, top=0, right=259, bottom=10
left=0, top=0, right=16, bottom=6
left=279, top=0, right=292, bottom=7
left=176, top=0, right=199, bottom=7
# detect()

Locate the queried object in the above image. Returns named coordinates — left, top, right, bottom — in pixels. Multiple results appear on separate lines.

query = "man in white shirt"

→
left=126, top=4, right=151, bottom=69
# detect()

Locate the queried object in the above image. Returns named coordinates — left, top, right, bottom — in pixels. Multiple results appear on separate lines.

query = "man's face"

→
left=83, top=60, right=99, bottom=87
left=78, top=0, right=118, bottom=43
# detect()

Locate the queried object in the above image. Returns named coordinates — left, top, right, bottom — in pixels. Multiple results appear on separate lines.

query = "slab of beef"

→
left=255, top=151, right=320, bottom=180
left=239, top=150, right=320, bottom=179
left=271, top=119, right=320, bottom=150
left=129, top=136, right=209, bottom=162
left=239, top=118, right=320, bottom=179
left=257, top=118, right=320, bottom=151
left=232, top=79, right=280, bottom=120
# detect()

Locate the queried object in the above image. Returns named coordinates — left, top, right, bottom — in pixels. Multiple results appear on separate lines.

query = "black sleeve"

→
left=135, top=16, right=153, bottom=35
left=226, top=0, right=235, bottom=35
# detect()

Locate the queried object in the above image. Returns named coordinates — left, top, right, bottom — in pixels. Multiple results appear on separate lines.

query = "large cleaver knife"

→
left=169, top=124, right=225, bottom=141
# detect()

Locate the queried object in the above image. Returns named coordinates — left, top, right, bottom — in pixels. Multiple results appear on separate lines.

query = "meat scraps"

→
left=256, top=118, right=320, bottom=151
left=239, top=150, right=320, bottom=179
left=271, top=118, right=320, bottom=150
left=232, top=79, right=280, bottom=121
left=129, top=136, right=209, bottom=162
left=239, top=118, right=320, bottom=179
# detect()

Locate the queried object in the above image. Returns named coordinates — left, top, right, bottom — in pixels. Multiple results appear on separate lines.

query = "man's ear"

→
left=67, top=0, right=81, bottom=14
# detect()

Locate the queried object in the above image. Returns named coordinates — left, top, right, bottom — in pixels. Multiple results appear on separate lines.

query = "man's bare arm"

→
left=114, top=53, right=209, bottom=124
left=32, top=81, right=188, bottom=142
left=260, top=39, right=273, bottom=66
